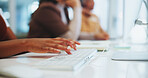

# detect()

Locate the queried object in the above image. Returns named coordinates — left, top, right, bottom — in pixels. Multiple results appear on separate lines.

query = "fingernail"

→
left=55, top=49, right=61, bottom=52
left=67, top=52, right=72, bottom=54
left=74, top=47, right=77, bottom=50
left=67, top=49, right=71, bottom=51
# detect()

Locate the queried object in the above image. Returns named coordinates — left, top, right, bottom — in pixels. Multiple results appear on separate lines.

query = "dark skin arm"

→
left=0, top=8, right=81, bottom=59
left=0, top=38, right=80, bottom=58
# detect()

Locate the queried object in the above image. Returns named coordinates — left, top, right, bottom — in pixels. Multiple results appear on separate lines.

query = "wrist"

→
left=20, top=39, right=30, bottom=52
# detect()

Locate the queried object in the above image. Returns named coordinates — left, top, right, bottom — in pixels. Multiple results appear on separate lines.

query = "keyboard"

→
left=34, top=49, right=97, bottom=71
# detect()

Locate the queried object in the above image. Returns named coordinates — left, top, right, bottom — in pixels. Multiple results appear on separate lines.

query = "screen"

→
left=123, top=0, right=142, bottom=39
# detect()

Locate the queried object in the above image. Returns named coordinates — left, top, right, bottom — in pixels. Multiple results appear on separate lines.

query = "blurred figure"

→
left=79, top=0, right=109, bottom=40
left=0, top=13, right=80, bottom=58
left=28, top=0, right=82, bottom=40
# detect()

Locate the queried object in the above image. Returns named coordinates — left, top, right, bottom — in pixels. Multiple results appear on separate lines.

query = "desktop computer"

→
left=112, top=0, right=148, bottom=61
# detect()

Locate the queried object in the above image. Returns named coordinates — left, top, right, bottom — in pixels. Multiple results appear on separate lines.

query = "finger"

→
left=74, top=41, right=80, bottom=45
left=52, top=38, right=74, bottom=47
left=49, top=40, right=69, bottom=46
left=45, top=38, right=73, bottom=50
left=46, top=43, right=70, bottom=51
left=43, top=39, right=68, bottom=47
left=64, top=41, right=74, bottom=48
left=48, top=44, right=71, bottom=54
left=52, top=38, right=80, bottom=49
left=52, top=37, right=65, bottom=41
left=68, top=39, right=80, bottom=45
left=46, top=42, right=72, bottom=54
left=65, top=50, right=72, bottom=55
left=67, top=39, right=80, bottom=50
left=51, top=41, right=71, bottom=47
left=53, top=37, right=72, bottom=43
left=54, top=44, right=70, bottom=51
left=42, top=47, right=61, bottom=53
left=73, top=44, right=77, bottom=50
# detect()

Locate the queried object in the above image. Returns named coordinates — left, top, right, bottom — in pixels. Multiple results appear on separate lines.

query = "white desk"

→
left=0, top=40, right=148, bottom=78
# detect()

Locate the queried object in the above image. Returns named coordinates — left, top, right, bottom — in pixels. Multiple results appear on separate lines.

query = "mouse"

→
left=0, top=65, right=43, bottom=78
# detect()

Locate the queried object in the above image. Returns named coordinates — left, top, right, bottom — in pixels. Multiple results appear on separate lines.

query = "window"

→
left=0, top=0, right=39, bottom=38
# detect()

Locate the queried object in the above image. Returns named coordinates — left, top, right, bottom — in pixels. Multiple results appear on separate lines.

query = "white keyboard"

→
left=35, top=49, right=97, bottom=71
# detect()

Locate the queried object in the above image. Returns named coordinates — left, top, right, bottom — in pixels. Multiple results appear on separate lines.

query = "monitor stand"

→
left=111, top=51, right=148, bottom=61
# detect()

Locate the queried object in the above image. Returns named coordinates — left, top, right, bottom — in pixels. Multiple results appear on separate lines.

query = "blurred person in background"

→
left=28, top=0, right=82, bottom=40
left=79, top=0, right=109, bottom=40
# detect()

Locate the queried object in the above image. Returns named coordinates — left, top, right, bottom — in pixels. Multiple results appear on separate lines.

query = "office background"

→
left=0, top=0, right=147, bottom=39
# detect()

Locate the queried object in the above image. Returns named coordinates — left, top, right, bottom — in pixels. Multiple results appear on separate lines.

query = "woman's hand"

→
left=94, top=32, right=109, bottom=40
left=52, top=37, right=80, bottom=50
left=25, top=38, right=80, bottom=54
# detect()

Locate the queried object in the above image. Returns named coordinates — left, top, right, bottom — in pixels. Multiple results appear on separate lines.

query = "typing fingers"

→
left=42, top=47, right=61, bottom=53
left=67, top=39, right=80, bottom=50
left=45, top=43, right=72, bottom=54
left=29, top=47, right=60, bottom=53
left=52, top=38, right=80, bottom=50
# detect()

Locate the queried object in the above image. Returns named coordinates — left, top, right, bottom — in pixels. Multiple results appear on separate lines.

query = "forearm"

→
left=0, top=39, right=28, bottom=58
left=61, top=7, right=82, bottom=40
left=79, top=32, right=95, bottom=40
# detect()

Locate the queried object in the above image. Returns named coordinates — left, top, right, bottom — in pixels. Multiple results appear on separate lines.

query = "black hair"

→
left=39, top=0, right=58, bottom=4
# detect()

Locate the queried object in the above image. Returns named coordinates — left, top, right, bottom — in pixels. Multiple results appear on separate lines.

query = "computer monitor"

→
left=123, top=0, right=142, bottom=41
left=111, top=0, right=148, bottom=61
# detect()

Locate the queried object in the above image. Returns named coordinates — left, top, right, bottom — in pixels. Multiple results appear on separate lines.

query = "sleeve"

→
left=61, top=7, right=82, bottom=40
left=32, top=7, right=69, bottom=37
left=0, top=15, right=7, bottom=40
left=0, top=15, right=16, bottom=41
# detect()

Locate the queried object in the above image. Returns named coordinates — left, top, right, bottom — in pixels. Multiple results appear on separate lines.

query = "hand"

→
left=103, top=32, right=109, bottom=40
left=52, top=37, right=80, bottom=50
left=94, top=32, right=109, bottom=40
left=25, top=38, right=80, bottom=54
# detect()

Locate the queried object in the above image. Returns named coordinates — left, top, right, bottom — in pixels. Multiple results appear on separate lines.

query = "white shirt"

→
left=56, top=4, right=82, bottom=40
left=56, top=4, right=68, bottom=24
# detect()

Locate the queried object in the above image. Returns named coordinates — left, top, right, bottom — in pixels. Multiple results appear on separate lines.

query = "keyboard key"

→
left=35, top=49, right=97, bottom=71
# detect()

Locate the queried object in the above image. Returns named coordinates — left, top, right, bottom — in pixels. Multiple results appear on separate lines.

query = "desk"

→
left=0, top=40, right=148, bottom=78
